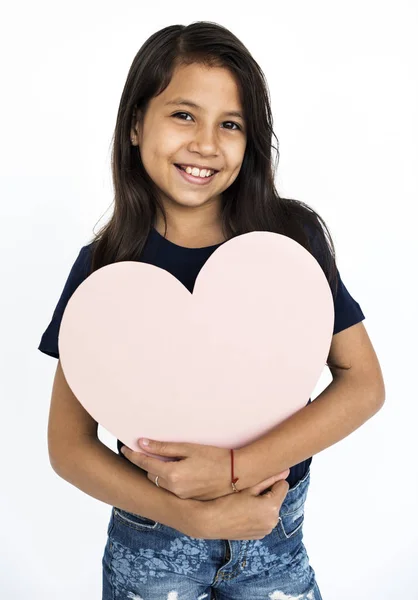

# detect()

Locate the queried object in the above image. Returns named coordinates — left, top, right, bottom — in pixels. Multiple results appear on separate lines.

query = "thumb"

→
left=138, top=438, right=190, bottom=458
left=267, top=477, right=290, bottom=507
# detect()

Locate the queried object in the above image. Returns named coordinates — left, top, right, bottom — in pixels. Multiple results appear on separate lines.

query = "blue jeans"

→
left=102, top=468, right=322, bottom=599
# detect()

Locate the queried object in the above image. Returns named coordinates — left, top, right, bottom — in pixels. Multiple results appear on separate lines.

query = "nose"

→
left=188, top=125, right=220, bottom=156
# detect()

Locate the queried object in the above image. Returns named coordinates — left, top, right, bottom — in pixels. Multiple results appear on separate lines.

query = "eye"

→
left=171, top=112, right=242, bottom=131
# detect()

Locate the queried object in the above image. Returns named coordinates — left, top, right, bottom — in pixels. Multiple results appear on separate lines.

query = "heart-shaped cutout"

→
left=59, top=232, right=334, bottom=452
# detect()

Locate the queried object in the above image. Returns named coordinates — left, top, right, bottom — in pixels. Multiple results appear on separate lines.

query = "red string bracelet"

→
left=230, top=448, right=240, bottom=492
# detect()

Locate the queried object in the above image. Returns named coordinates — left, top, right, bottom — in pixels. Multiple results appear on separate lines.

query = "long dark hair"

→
left=88, top=21, right=338, bottom=297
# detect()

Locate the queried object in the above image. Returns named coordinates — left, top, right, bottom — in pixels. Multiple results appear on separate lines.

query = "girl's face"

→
left=131, top=63, right=247, bottom=221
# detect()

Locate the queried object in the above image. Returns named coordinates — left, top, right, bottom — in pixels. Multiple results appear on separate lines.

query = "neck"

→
left=153, top=205, right=226, bottom=248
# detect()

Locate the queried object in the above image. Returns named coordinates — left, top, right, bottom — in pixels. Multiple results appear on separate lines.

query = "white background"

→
left=1, top=1, right=417, bottom=598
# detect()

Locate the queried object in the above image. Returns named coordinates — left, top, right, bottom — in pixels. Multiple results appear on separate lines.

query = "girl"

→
left=38, top=21, right=385, bottom=600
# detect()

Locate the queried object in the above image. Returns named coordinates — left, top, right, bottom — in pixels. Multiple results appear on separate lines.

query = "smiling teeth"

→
left=180, top=165, right=215, bottom=178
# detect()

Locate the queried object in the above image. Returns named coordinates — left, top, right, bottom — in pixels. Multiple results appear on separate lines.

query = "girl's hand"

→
left=120, top=438, right=235, bottom=501
left=202, top=473, right=290, bottom=540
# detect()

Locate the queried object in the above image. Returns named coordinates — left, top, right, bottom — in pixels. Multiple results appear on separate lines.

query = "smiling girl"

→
left=38, top=21, right=385, bottom=600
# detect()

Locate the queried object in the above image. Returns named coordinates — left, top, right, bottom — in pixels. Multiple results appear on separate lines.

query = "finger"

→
left=138, top=438, right=191, bottom=458
left=250, top=472, right=288, bottom=496
left=121, top=446, right=170, bottom=477
left=147, top=472, right=161, bottom=487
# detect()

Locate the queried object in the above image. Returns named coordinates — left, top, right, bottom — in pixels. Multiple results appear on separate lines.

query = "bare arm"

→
left=47, top=362, right=297, bottom=541
left=48, top=360, right=202, bottom=535
left=235, top=322, right=386, bottom=486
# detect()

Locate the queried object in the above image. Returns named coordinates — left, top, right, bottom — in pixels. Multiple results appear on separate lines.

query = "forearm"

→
left=50, top=437, right=200, bottom=533
left=235, top=375, right=385, bottom=488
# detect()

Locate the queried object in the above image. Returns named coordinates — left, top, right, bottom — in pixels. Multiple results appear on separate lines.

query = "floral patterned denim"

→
left=102, top=468, right=322, bottom=599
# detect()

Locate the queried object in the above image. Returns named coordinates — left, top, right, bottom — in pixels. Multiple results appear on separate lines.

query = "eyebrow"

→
left=164, top=97, right=245, bottom=120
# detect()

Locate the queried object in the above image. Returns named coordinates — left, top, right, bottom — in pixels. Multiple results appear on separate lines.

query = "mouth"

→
left=174, top=164, right=218, bottom=186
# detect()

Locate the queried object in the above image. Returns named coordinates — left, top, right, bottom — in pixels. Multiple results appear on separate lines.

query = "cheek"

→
left=139, top=151, right=170, bottom=189
left=222, top=161, right=244, bottom=188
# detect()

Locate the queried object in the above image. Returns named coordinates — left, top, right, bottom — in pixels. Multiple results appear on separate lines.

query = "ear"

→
left=130, top=106, right=142, bottom=145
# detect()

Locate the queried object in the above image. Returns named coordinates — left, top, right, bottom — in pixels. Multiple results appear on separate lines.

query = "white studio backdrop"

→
left=1, top=1, right=417, bottom=598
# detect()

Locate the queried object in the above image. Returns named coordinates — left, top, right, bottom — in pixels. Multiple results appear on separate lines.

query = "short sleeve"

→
left=38, top=244, right=92, bottom=359
left=332, top=269, right=365, bottom=335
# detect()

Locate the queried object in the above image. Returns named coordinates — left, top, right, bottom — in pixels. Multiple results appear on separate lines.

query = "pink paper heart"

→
left=59, top=232, right=334, bottom=453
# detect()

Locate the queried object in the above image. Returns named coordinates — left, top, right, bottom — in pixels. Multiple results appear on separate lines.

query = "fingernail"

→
left=140, top=438, right=149, bottom=446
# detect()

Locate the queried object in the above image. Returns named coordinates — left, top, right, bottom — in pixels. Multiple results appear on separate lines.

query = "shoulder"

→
left=291, top=205, right=338, bottom=295
left=287, top=205, right=366, bottom=334
left=51, top=242, right=94, bottom=315
left=285, top=201, right=332, bottom=264
left=78, top=242, right=94, bottom=263
left=67, top=242, right=94, bottom=279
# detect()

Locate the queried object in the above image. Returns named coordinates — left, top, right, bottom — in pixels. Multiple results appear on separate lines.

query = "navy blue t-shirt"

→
left=38, top=226, right=365, bottom=488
